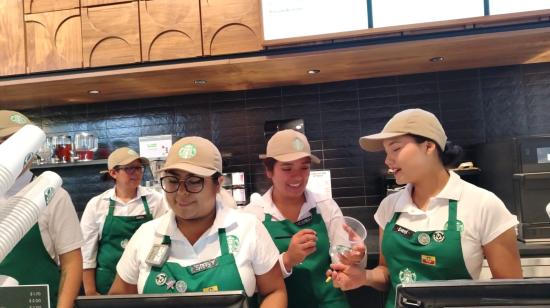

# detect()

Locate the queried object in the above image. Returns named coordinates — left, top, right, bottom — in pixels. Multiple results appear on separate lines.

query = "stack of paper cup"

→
left=0, top=171, right=62, bottom=262
left=0, top=125, right=46, bottom=197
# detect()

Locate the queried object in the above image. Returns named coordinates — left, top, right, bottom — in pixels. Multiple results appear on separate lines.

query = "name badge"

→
left=145, top=244, right=170, bottom=267
left=190, top=259, right=218, bottom=274
left=295, top=216, right=312, bottom=226
left=393, top=224, right=413, bottom=239
left=135, top=215, right=146, bottom=220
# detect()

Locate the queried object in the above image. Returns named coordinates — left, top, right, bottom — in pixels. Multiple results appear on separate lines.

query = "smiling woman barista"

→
left=109, top=137, right=287, bottom=307
left=327, top=108, right=523, bottom=307
left=80, top=147, right=166, bottom=295
left=245, top=129, right=366, bottom=308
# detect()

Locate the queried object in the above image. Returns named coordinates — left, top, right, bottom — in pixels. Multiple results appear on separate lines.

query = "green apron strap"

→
left=389, top=211, right=400, bottom=224
left=218, top=228, right=230, bottom=255
left=108, top=198, right=116, bottom=216
left=447, top=200, right=458, bottom=231
left=264, top=214, right=273, bottom=222
left=141, top=196, right=151, bottom=216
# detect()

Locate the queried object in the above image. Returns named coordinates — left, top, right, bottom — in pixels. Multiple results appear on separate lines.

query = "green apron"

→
left=0, top=223, right=60, bottom=308
left=382, top=200, right=472, bottom=308
left=263, top=208, right=349, bottom=308
left=143, top=228, right=257, bottom=307
left=96, top=196, right=152, bottom=294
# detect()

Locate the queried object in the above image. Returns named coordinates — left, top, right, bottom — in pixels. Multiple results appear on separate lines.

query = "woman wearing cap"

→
left=80, top=147, right=166, bottom=295
left=109, top=137, right=286, bottom=307
left=245, top=129, right=365, bottom=308
left=0, top=110, right=84, bottom=308
left=327, top=109, right=522, bottom=307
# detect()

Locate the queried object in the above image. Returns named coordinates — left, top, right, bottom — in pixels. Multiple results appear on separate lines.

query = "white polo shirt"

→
left=374, top=171, right=518, bottom=279
left=1, top=170, right=83, bottom=263
left=116, top=196, right=279, bottom=296
left=244, top=188, right=356, bottom=277
left=80, top=186, right=167, bottom=269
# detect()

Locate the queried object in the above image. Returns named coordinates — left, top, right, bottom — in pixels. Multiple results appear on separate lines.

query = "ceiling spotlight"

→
left=88, top=90, right=100, bottom=95
left=307, top=69, right=320, bottom=75
left=429, top=56, right=445, bottom=63
left=193, top=79, right=207, bottom=85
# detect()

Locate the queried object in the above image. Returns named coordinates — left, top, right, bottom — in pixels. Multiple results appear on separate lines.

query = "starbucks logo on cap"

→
left=292, top=138, right=304, bottom=151
left=9, top=114, right=28, bottom=125
left=179, top=144, right=197, bottom=159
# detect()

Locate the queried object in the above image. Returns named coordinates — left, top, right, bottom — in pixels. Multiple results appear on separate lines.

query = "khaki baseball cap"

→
left=107, top=147, right=149, bottom=170
left=359, top=108, right=447, bottom=152
left=160, top=136, right=222, bottom=177
left=0, top=110, right=32, bottom=138
left=260, top=129, right=320, bottom=163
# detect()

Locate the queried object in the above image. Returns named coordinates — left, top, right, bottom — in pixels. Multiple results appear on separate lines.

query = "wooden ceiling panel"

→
left=2, top=26, right=550, bottom=109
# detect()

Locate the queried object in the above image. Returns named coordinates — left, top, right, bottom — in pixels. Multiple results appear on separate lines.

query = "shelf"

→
left=31, top=159, right=107, bottom=170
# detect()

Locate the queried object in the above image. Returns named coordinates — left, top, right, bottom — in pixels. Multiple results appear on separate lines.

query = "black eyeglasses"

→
left=160, top=175, right=205, bottom=193
left=115, top=166, right=145, bottom=174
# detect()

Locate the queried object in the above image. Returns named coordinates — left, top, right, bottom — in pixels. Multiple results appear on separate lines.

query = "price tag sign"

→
left=0, top=284, right=49, bottom=308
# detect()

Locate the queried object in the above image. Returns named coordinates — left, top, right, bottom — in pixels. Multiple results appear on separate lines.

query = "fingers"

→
left=330, top=263, right=347, bottom=272
left=295, top=229, right=316, bottom=236
left=343, top=224, right=360, bottom=241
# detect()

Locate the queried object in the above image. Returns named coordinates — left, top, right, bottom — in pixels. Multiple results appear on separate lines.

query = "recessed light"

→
left=88, top=90, right=100, bottom=95
left=429, top=56, right=445, bottom=63
left=307, top=69, right=320, bottom=75
left=193, top=79, right=207, bottom=85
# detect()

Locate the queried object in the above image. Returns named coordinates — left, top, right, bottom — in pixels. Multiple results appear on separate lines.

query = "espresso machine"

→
left=474, top=135, right=550, bottom=242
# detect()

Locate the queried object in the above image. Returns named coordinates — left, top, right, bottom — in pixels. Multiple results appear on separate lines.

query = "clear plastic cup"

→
left=329, top=216, right=367, bottom=263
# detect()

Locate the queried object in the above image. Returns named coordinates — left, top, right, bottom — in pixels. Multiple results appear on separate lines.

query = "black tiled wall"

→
left=23, top=62, right=550, bottom=228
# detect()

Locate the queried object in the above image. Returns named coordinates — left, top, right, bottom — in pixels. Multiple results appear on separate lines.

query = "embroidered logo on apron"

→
left=398, top=268, right=417, bottom=283
left=432, top=231, right=445, bottom=243
left=190, top=259, right=218, bottom=274
left=203, top=285, right=219, bottom=292
left=421, top=255, right=437, bottom=266
left=155, top=273, right=167, bottom=286
left=227, top=235, right=240, bottom=254
left=175, top=280, right=187, bottom=293
left=417, top=233, right=431, bottom=246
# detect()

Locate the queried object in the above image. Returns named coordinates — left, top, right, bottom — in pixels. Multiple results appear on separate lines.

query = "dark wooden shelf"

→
left=31, top=159, right=107, bottom=170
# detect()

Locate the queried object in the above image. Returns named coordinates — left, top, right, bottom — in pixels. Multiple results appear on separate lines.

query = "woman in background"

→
left=80, top=147, right=166, bottom=295
left=246, top=129, right=365, bottom=308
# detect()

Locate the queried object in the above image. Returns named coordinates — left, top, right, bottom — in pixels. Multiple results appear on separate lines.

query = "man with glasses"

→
left=109, top=136, right=287, bottom=307
left=80, top=147, right=167, bottom=295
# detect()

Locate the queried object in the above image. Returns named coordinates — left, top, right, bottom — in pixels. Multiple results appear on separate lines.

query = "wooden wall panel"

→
left=81, top=2, right=141, bottom=67
left=25, top=9, right=82, bottom=73
left=200, top=0, right=263, bottom=56
left=140, top=0, right=202, bottom=61
left=23, top=0, right=79, bottom=14
left=0, top=0, right=26, bottom=76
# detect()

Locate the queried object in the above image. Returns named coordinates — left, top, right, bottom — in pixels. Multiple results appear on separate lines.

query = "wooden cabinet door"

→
left=0, top=0, right=26, bottom=76
left=25, top=9, right=82, bottom=73
left=200, top=0, right=263, bottom=56
left=81, top=1, right=141, bottom=67
left=140, top=0, right=202, bottom=62
left=23, top=0, right=79, bottom=14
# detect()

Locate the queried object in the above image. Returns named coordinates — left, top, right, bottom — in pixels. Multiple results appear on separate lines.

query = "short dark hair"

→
left=409, top=134, right=463, bottom=168
left=262, top=158, right=277, bottom=172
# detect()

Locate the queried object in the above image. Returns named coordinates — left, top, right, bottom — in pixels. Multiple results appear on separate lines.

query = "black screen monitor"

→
left=75, top=291, right=248, bottom=308
left=396, top=279, right=550, bottom=308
